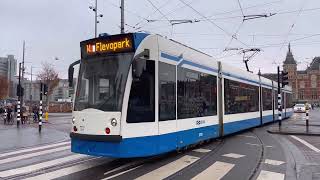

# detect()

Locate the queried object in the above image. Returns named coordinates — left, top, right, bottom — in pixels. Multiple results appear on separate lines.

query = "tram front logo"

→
left=86, top=38, right=132, bottom=54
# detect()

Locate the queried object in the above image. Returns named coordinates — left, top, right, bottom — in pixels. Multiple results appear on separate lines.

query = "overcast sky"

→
left=1, top=0, right=320, bottom=78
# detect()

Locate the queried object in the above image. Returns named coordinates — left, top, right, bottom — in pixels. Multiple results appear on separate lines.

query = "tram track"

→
left=247, top=129, right=266, bottom=180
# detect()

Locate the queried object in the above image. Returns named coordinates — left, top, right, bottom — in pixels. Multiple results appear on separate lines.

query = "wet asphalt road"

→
left=0, top=111, right=319, bottom=180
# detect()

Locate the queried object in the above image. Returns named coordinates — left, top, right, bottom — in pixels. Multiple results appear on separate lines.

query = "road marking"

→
left=246, top=143, right=261, bottom=146
left=237, top=135, right=257, bottom=138
left=192, top=148, right=211, bottom=153
left=104, top=161, right=143, bottom=176
left=0, top=154, right=87, bottom=178
left=135, top=155, right=199, bottom=180
left=23, top=157, right=103, bottom=180
left=222, top=153, right=245, bottom=159
left=102, top=165, right=143, bottom=180
left=0, top=141, right=70, bottom=159
left=264, top=159, right=285, bottom=166
left=0, top=146, right=69, bottom=165
left=256, top=170, right=284, bottom=180
left=191, top=161, right=234, bottom=180
left=291, top=135, right=320, bottom=153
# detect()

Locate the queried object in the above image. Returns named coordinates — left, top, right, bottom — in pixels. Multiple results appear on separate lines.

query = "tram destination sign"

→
left=81, top=34, right=134, bottom=58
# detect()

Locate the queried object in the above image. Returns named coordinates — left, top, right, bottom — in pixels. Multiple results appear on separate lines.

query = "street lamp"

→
left=89, top=0, right=103, bottom=38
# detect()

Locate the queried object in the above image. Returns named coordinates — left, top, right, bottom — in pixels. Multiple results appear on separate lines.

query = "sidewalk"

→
left=0, top=123, right=69, bottom=152
left=268, top=109, right=320, bottom=136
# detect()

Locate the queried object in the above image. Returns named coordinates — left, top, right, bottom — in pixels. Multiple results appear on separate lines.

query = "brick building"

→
left=263, top=44, right=320, bottom=104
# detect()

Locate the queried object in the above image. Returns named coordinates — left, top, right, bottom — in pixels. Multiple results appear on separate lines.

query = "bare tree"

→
left=37, top=62, right=59, bottom=110
left=0, top=76, right=9, bottom=99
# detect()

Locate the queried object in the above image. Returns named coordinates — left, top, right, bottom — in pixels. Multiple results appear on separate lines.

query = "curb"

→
left=267, top=129, right=320, bottom=136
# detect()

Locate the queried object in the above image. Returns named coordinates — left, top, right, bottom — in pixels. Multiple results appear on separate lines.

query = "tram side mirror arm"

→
left=132, top=49, right=150, bottom=79
left=68, top=60, right=80, bottom=88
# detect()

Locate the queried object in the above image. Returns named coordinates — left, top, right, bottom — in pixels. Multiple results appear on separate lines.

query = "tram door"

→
left=158, top=62, right=177, bottom=152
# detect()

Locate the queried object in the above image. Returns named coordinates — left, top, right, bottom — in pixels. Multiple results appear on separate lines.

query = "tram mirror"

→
left=68, top=67, right=74, bottom=88
left=134, top=49, right=150, bottom=60
left=132, top=49, right=149, bottom=79
left=68, top=60, right=80, bottom=88
left=132, top=59, right=139, bottom=79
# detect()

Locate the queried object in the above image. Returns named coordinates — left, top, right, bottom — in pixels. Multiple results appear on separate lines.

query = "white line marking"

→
left=237, top=135, right=257, bottom=138
left=264, top=159, right=285, bottom=166
left=291, top=135, right=320, bottom=153
left=135, top=155, right=199, bottom=180
left=256, top=170, right=284, bottom=180
left=23, top=157, right=103, bottom=180
left=0, top=141, right=70, bottom=158
left=102, top=165, right=143, bottom=180
left=191, top=161, right=234, bottom=180
left=0, top=154, right=86, bottom=178
left=222, top=153, right=245, bottom=159
left=246, top=143, right=261, bottom=146
left=192, top=148, right=211, bottom=153
left=0, top=146, right=69, bottom=165
left=104, top=161, right=142, bottom=175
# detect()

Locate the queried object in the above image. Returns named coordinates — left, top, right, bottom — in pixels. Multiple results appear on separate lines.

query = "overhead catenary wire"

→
left=237, top=0, right=245, bottom=17
left=178, top=0, right=250, bottom=48
left=146, top=0, right=172, bottom=25
left=274, top=0, right=309, bottom=63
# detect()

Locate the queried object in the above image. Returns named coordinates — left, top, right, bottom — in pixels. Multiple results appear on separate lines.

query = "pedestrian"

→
left=7, top=106, right=12, bottom=123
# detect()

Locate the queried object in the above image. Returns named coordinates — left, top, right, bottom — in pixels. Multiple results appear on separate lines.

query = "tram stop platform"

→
left=267, top=108, right=320, bottom=136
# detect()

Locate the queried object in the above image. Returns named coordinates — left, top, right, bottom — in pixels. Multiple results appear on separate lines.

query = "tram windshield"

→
left=74, top=53, right=133, bottom=111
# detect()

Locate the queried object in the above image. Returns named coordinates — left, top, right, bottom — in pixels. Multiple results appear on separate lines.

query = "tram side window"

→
left=127, top=60, right=155, bottom=123
left=282, top=92, right=285, bottom=109
left=177, top=67, right=217, bottom=119
left=274, top=90, right=277, bottom=109
left=286, top=93, right=293, bottom=108
left=159, top=62, right=176, bottom=121
left=224, top=79, right=259, bottom=114
left=262, top=88, right=273, bottom=110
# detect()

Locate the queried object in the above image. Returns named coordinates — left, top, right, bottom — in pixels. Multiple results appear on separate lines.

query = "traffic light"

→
left=281, top=71, right=289, bottom=87
left=16, top=84, right=24, bottom=96
left=43, top=84, right=48, bottom=95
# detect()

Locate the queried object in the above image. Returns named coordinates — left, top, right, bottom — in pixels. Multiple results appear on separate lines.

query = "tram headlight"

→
left=72, top=117, right=75, bottom=124
left=111, top=118, right=117, bottom=127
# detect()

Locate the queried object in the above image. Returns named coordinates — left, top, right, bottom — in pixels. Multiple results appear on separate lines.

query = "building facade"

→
left=23, top=79, right=71, bottom=102
left=0, top=55, right=17, bottom=98
left=263, top=44, right=320, bottom=104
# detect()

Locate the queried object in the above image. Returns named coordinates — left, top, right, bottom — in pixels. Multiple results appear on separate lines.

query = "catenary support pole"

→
left=94, top=0, right=97, bottom=38
left=120, top=0, right=124, bottom=33
left=277, top=66, right=282, bottom=127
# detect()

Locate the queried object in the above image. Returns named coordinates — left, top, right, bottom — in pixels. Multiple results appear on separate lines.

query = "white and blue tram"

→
left=68, top=33, right=293, bottom=158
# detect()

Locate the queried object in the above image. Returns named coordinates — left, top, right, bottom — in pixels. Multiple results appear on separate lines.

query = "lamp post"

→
left=89, top=0, right=103, bottom=38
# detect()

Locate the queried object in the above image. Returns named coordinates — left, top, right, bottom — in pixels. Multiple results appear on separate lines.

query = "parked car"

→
left=294, top=104, right=306, bottom=113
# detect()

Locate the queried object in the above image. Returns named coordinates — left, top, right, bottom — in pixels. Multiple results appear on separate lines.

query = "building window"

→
left=299, top=81, right=305, bottom=88
left=159, top=62, right=176, bottom=121
left=298, top=90, right=304, bottom=100
left=311, top=75, right=317, bottom=88
left=224, top=79, right=259, bottom=114
left=312, top=90, right=317, bottom=100
left=177, top=67, right=217, bottom=119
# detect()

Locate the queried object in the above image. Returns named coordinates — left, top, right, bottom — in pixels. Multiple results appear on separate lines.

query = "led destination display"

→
left=81, top=34, right=134, bottom=58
